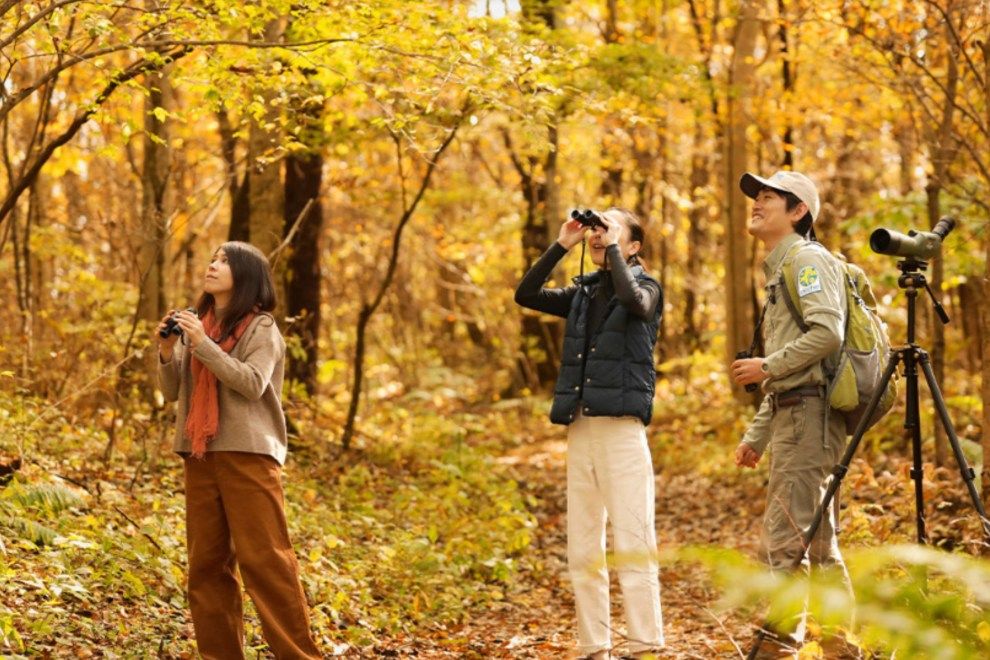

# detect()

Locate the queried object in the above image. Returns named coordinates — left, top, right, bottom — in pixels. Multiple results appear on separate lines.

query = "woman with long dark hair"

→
left=156, top=241, right=320, bottom=659
left=515, top=209, right=664, bottom=659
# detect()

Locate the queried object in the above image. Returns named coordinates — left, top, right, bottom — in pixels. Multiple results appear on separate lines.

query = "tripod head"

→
left=893, top=257, right=949, bottom=337
left=896, top=257, right=928, bottom=277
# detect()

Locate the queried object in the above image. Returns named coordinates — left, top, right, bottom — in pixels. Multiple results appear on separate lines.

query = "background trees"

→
left=2, top=0, right=990, bottom=654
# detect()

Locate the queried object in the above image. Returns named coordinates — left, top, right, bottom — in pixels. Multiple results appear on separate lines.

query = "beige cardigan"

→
left=159, top=314, right=289, bottom=465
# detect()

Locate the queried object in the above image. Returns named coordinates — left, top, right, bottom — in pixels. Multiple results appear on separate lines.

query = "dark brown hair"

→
left=195, top=241, right=276, bottom=341
left=759, top=186, right=813, bottom=237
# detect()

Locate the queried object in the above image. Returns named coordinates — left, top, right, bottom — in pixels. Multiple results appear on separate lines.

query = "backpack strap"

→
left=777, top=242, right=812, bottom=333
left=778, top=278, right=810, bottom=333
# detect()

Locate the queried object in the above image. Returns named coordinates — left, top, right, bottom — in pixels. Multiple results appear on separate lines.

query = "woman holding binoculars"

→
left=515, top=209, right=664, bottom=659
left=156, top=241, right=320, bottom=659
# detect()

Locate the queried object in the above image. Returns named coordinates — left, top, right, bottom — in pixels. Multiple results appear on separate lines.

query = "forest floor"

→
left=385, top=429, right=763, bottom=659
left=3, top=390, right=986, bottom=658
left=368, top=405, right=988, bottom=659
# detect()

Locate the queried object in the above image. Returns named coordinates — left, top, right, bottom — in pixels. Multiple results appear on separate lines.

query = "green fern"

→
left=0, top=480, right=83, bottom=546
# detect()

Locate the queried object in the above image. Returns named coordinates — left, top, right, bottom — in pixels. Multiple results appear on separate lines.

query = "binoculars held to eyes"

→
left=570, top=208, right=607, bottom=230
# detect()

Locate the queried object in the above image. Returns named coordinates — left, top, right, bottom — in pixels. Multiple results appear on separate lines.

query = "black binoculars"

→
left=570, top=208, right=607, bottom=230
left=735, top=350, right=759, bottom=393
left=159, top=309, right=195, bottom=339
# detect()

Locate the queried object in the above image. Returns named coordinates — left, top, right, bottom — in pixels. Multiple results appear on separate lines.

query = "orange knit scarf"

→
left=186, top=309, right=256, bottom=458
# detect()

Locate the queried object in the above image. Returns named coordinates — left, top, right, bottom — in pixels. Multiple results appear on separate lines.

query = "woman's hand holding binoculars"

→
left=558, top=218, right=588, bottom=250
left=559, top=209, right=623, bottom=250
left=156, top=309, right=208, bottom=359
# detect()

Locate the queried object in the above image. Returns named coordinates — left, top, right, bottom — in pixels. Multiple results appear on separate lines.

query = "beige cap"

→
left=740, top=170, right=820, bottom=222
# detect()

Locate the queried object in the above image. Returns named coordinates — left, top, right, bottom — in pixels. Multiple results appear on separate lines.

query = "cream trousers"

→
left=566, top=412, right=664, bottom=655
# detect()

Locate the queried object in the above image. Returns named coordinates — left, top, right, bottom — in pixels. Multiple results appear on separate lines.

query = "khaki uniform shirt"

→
left=742, top=233, right=847, bottom=455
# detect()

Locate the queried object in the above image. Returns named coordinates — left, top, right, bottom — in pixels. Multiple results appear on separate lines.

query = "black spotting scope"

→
left=870, top=216, right=956, bottom=260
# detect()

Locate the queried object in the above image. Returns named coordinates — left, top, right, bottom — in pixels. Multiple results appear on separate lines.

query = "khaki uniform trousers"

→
left=762, top=395, right=851, bottom=641
left=183, top=451, right=321, bottom=659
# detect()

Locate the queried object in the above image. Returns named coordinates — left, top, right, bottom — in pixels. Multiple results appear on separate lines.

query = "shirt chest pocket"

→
left=764, top=274, right=783, bottom=336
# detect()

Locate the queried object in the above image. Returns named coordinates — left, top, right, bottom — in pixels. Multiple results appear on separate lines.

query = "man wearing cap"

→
left=730, top=170, right=851, bottom=653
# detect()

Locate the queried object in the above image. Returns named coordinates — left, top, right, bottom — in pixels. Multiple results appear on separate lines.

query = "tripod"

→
left=747, top=257, right=990, bottom=659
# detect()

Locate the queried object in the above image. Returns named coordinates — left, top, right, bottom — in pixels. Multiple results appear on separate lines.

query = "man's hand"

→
left=557, top=219, right=588, bottom=250
left=735, top=442, right=760, bottom=468
left=731, top=357, right=769, bottom=386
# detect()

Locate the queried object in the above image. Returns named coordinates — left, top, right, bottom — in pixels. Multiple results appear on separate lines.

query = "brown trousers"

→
left=183, top=451, right=320, bottom=659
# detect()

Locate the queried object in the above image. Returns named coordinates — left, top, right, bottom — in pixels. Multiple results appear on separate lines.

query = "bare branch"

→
left=0, top=0, right=87, bottom=53
left=0, top=46, right=192, bottom=231
left=268, top=197, right=315, bottom=269
left=0, top=35, right=362, bottom=123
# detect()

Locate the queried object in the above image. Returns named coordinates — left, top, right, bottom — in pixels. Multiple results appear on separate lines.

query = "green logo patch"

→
left=797, top=265, right=822, bottom=297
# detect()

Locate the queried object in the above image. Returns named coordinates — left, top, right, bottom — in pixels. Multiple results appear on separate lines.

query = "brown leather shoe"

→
left=749, top=630, right=799, bottom=659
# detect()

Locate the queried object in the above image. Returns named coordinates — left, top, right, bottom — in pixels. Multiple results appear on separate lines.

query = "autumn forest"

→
left=3, top=0, right=990, bottom=657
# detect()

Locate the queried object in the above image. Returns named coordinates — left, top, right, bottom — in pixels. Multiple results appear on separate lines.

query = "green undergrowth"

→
left=0, top=389, right=536, bottom=656
left=681, top=543, right=990, bottom=658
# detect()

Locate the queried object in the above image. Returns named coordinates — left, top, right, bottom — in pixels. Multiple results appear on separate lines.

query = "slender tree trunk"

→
left=506, top=0, right=563, bottom=393
left=246, top=18, right=287, bottom=260
left=725, top=0, right=760, bottom=401
left=341, top=124, right=461, bottom=449
left=137, top=67, right=170, bottom=329
left=927, top=12, right=961, bottom=467
left=927, top=183, right=948, bottom=466
left=982, top=269, right=990, bottom=518
left=683, top=121, right=707, bottom=348
left=218, top=107, right=250, bottom=242
left=895, top=119, right=916, bottom=196
left=283, top=152, right=324, bottom=394
left=514, top=141, right=561, bottom=389
left=504, top=126, right=561, bottom=392
left=108, top=52, right=172, bottom=462
left=777, top=0, right=794, bottom=168
left=958, top=281, right=982, bottom=379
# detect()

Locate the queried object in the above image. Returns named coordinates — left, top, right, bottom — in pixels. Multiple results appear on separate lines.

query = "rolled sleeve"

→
left=741, top=395, right=773, bottom=456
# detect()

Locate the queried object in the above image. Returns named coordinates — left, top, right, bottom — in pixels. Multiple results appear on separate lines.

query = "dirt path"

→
left=380, top=432, right=771, bottom=658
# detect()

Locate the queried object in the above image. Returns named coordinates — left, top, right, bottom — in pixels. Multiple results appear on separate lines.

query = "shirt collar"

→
left=763, top=233, right=805, bottom=278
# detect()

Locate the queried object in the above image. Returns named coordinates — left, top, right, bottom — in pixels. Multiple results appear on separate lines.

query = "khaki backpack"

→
left=778, top=244, right=897, bottom=434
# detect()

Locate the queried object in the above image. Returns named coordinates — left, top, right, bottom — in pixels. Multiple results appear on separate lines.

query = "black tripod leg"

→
left=904, top=345, right=928, bottom=544
left=917, top=350, right=990, bottom=543
left=746, top=352, right=903, bottom=660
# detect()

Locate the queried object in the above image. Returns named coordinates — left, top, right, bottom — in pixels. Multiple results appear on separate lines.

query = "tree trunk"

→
left=137, top=67, right=170, bottom=328
left=725, top=0, right=760, bottom=401
left=283, top=152, right=324, bottom=394
left=247, top=18, right=287, bottom=261
left=777, top=0, right=795, bottom=169
left=218, top=107, right=250, bottom=242
left=926, top=12, right=960, bottom=467
left=958, top=280, right=982, bottom=379
left=926, top=183, right=948, bottom=466
left=683, top=121, right=708, bottom=348
left=341, top=124, right=461, bottom=449
left=982, top=272, right=990, bottom=519
left=506, top=0, right=563, bottom=393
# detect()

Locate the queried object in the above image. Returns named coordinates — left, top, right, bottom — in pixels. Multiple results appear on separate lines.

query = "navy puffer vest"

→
left=549, top=267, right=662, bottom=425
